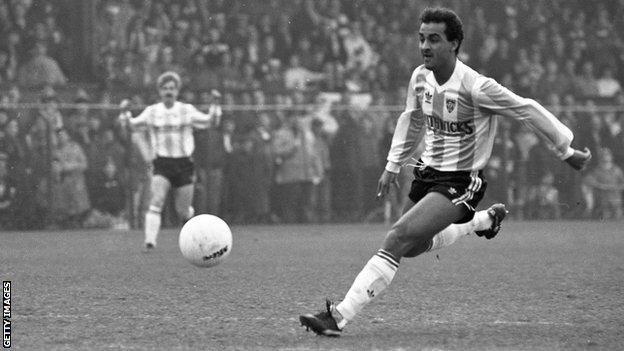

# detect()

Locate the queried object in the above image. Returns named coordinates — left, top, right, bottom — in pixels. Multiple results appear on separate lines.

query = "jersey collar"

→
left=427, top=59, right=463, bottom=91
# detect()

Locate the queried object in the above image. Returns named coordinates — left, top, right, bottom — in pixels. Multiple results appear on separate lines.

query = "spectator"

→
left=98, top=52, right=123, bottom=89
left=223, top=133, right=256, bottom=223
left=0, top=49, right=17, bottom=84
left=89, top=157, right=126, bottom=220
left=536, top=59, right=567, bottom=98
left=533, top=172, right=562, bottom=220
left=186, top=53, right=220, bottom=91
left=0, top=116, right=30, bottom=228
left=53, top=128, right=90, bottom=228
left=219, top=52, right=242, bottom=91
left=340, top=21, right=379, bottom=71
left=358, top=115, right=380, bottom=219
left=96, top=0, right=135, bottom=52
left=193, top=92, right=226, bottom=216
left=582, top=148, right=624, bottom=219
left=119, top=51, right=145, bottom=89
left=511, top=126, right=539, bottom=219
left=85, top=127, right=125, bottom=202
left=0, top=153, right=16, bottom=229
left=247, top=112, right=275, bottom=223
left=158, top=46, right=185, bottom=77
left=283, top=54, right=325, bottom=91
left=120, top=107, right=153, bottom=230
left=309, top=94, right=339, bottom=140
left=330, top=109, right=364, bottom=221
left=24, top=114, right=53, bottom=229
left=272, top=113, right=319, bottom=223
left=577, top=102, right=606, bottom=169
left=238, top=63, right=261, bottom=91
left=310, top=118, right=332, bottom=223
left=202, top=28, right=229, bottom=68
left=596, top=66, right=622, bottom=98
left=3, top=0, right=624, bottom=225
left=220, top=117, right=239, bottom=220
left=576, top=61, right=600, bottom=98
left=261, top=58, right=285, bottom=93
left=17, top=42, right=67, bottom=88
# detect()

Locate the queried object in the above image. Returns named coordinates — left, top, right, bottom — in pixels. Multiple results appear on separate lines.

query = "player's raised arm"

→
left=474, top=77, right=591, bottom=170
left=378, top=68, right=427, bottom=198
left=118, top=99, right=150, bottom=129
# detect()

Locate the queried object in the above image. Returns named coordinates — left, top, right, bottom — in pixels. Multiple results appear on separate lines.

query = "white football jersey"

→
left=386, top=59, right=573, bottom=172
left=129, top=101, right=212, bottom=159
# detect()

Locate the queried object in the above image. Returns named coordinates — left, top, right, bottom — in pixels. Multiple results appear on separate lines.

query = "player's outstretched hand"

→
left=377, top=169, right=400, bottom=199
left=119, top=99, right=131, bottom=112
left=565, top=147, right=592, bottom=171
left=118, top=99, right=132, bottom=126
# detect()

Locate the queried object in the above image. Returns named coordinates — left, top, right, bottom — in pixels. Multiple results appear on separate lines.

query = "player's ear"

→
left=450, top=39, right=459, bottom=54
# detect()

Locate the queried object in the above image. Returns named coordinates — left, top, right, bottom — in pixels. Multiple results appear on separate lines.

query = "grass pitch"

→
left=1, top=221, right=623, bottom=350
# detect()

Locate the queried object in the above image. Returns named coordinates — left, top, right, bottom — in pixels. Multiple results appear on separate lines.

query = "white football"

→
left=179, top=214, right=232, bottom=267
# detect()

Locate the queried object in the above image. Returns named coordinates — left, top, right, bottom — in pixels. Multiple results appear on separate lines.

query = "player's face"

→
left=159, top=81, right=179, bottom=104
left=419, top=22, right=456, bottom=70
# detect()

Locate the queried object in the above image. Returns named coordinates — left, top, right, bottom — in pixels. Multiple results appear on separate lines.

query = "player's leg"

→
left=206, top=168, right=224, bottom=216
left=300, top=167, right=506, bottom=335
left=144, top=175, right=171, bottom=249
left=300, top=192, right=467, bottom=336
left=331, top=192, right=466, bottom=327
left=399, top=198, right=505, bottom=257
left=173, top=183, right=195, bottom=222
left=193, top=167, right=207, bottom=215
left=171, top=157, right=196, bottom=222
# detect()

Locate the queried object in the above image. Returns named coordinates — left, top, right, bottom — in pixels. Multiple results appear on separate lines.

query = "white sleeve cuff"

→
left=560, top=147, right=575, bottom=160
left=385, top=162, right=401, bottom=173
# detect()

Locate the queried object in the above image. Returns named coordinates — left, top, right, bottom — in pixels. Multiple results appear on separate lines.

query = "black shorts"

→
left=152, top=156, right=195, bottom=188
left=408, top=163, right=487, bottom=223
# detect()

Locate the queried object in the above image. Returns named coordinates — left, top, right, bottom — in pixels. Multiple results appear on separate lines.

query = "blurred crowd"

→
left=1, top=0, right=624, bottom=230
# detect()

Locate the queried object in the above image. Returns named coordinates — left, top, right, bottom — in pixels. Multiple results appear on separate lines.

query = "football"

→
left=179, top=214, right=232, bottom=268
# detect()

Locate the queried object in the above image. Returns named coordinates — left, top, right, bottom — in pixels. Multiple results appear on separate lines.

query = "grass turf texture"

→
left=1, top=221, right=623, bottom=350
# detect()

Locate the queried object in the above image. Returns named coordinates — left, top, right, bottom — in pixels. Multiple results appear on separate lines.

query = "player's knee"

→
left=384, top=224, right=412, bottom=256
left=386, top=222, right=430, bottom=258
left=176, top=205, right=194, bottom=221
left=402, top=240, right=431, bottom=258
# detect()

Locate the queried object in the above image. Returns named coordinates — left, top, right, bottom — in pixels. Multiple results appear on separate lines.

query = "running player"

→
left=299, top=7, right=592, bottom=336
left=119, top=71, right=216, bottom=251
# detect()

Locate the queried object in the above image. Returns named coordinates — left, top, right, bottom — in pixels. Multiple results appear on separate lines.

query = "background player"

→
left=299, top=7, right=592, bottom=336
left=119, top=71, right=216, bottom=251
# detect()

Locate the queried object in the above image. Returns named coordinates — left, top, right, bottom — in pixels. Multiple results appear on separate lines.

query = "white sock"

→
left=145, top=206, right=162, bottom=246
left=429, top=221, right=474, bottom=251
left=335, top=249, right=399, bottom=329
left=472, top=209, right=493, bottom=232
left=428, top=210, right=493, bottom=251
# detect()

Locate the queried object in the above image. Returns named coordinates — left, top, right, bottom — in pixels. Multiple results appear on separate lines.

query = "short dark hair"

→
left=420, top=7, right=464, bottom=55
